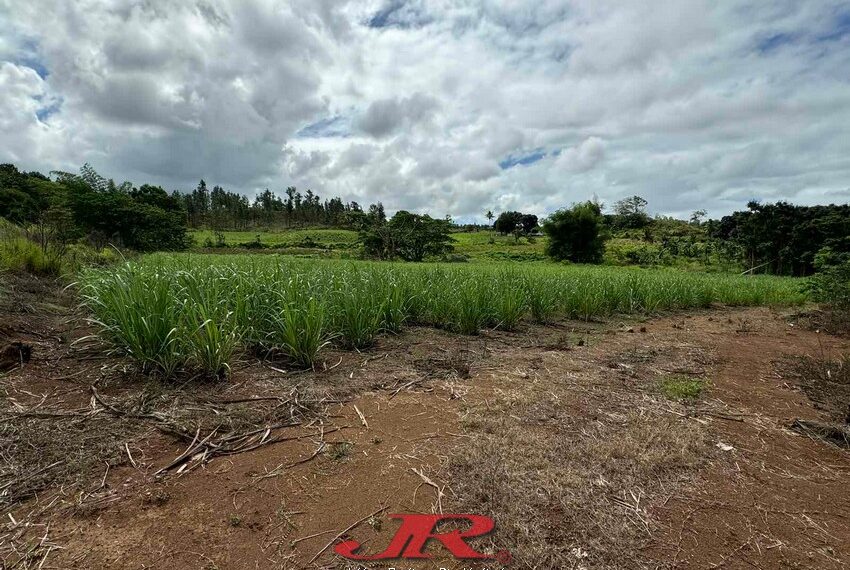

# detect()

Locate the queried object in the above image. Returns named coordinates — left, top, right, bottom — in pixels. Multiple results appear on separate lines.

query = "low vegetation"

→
left=805, top=247, right=850, bottom=333
left=190, top=228, right=359, bottom=250
left=658, top=375, right=706, bottom=402
left=0, top=219, right=116, bottom=276
left=79, top=254, right=805, bottom=378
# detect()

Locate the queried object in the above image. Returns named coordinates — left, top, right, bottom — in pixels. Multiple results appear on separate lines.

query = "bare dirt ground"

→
left=1, top=274, right=848, bottom=569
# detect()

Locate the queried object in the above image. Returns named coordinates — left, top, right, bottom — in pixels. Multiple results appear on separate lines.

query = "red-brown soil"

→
left=2, top=274, right=848, bottom=569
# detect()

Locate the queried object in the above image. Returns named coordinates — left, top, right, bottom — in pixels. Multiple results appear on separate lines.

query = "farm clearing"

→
left=5, top=2, right=850, bottom=567
left=1, top=258, right=848, bottom=569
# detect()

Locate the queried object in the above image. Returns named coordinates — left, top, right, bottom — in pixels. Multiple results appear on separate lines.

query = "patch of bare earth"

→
left=646, top=313, right=850, bottom=570
left=2, top=274, right=849, bottom=569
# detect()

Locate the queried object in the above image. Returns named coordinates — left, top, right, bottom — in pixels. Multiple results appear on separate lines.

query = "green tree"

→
left=66, top=168, right=189, bottom=251
left=0, top=164, right=55, bottom=223
left=360, top=211, right=454, bottom=261
left=519, top=214, right=538, bottom=234
left=690, top=209, right=707, bottom=225
left=713, top=202, right=850, bottom=275
left=368, top=202, right=387, bottom=225
left=493, top=211, right=522, bottom=235
left=542, top=202, right=606, bottom=263
left=807, top=245, right=850, bottom=311
left=612, top=195, right=650, bottom=229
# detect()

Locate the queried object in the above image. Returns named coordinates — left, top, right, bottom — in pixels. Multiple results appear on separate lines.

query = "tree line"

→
left=1, top=162, right=847, bottom=273
left=710, top=201, right=850, bottom=276
left=1, top=163, right=189, bottom=252
left=0, top=163, right=386, bottom=252
left=183, top=180, right=372, bottom=230
left=488, top=196, right=850, bottom=275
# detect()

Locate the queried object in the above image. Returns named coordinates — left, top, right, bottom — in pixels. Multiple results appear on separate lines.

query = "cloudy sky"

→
left=1, top=1, right=849, bottom=221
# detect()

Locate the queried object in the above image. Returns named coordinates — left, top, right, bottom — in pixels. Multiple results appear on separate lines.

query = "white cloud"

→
left=554, top=137, right=606, bottom=173
left=1, top=0, right=849, bottom=220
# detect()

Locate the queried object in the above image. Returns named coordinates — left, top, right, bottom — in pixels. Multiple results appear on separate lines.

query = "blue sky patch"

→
left=16, top=56, right=49, bottom=79
left=366, top=0, right=429, bottom=29
left=757, top=33, right=796, bottom=54
left=367, top=1, right=404, bottom=28
left=296, top=115, right=351, bottom=138
left=499, top=149, right=546, bottom=170
left=36, top=98, right=62, bottom=122
left=817, top=10, right=850, bottom=43
left=16, top=39, right=49, bottom=78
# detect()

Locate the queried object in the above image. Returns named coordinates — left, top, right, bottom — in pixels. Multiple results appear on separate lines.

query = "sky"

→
left=1, top=1, right=849, bottom=222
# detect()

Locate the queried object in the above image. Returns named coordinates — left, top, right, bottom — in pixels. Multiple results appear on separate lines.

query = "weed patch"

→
left=658, top=375, right=706, bottom=402
left=327, top=441, right=353, bottom=461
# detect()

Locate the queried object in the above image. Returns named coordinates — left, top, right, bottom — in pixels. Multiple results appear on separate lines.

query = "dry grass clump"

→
left=0, top=374, right=340, bottom=514
left=781, top=352, right=850, bottom=447
left=0, top=403, right=138, bottom=569
left=782, top=353, right=850, bottom=424
left=790, top=308, right=850, bottom=336
left=448, top=372, right=708, bottom=569
left=0, top=411, right=136, bottom=510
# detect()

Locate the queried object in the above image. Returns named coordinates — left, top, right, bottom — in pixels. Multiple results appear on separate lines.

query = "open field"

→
left=1, top=269, right=849, bottom=569
left=189, top=228, right=359, bottom=251
left=447, top=231, right=546, bottom=261
left=79, top=254, right=805, bottom=376
left=188, top=228, right=745, bottom=270
left=189, top=228, right=546, bottom=261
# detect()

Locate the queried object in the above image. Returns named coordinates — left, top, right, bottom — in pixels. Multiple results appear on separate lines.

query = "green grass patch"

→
left=190, top=229, right=358, bottom=251
left=450, top=231, right=546, bottom=261
left=0, top=235, right=62, bottom=276
left=658, top=375, right=706, bottom=402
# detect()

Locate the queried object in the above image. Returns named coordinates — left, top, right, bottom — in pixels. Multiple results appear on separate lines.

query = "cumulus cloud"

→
left=1, top=0, right=849, bottom=220
left=554, top=137, right=606, bottom=173
left=356, top=93, right=439, bottom=138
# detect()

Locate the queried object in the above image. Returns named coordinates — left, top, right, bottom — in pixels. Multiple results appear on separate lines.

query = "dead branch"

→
left=411, top=467, right=444, bottom=513
left=353, top=404, right=368, bottom=429
left=309, top=506, right=389, bottom=564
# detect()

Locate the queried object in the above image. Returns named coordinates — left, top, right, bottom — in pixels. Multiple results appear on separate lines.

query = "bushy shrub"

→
left=0, top=218, right=123, bottom=276
left=808, top=247, right=850, bottom=310
left=63, top=243, right=120, bottom=271
left=486, top=251, right=547, bottom=262
left=542, top=202, right=606, bottom=263
left=238, top=235, right=267, bottom=249
left=444, top=253, right=469, bottom=263
left=605, top=239, right=668, bottom=266
left=0, top=222, right=62, bottom=275
left=0, top=237, right=62, bottom=275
